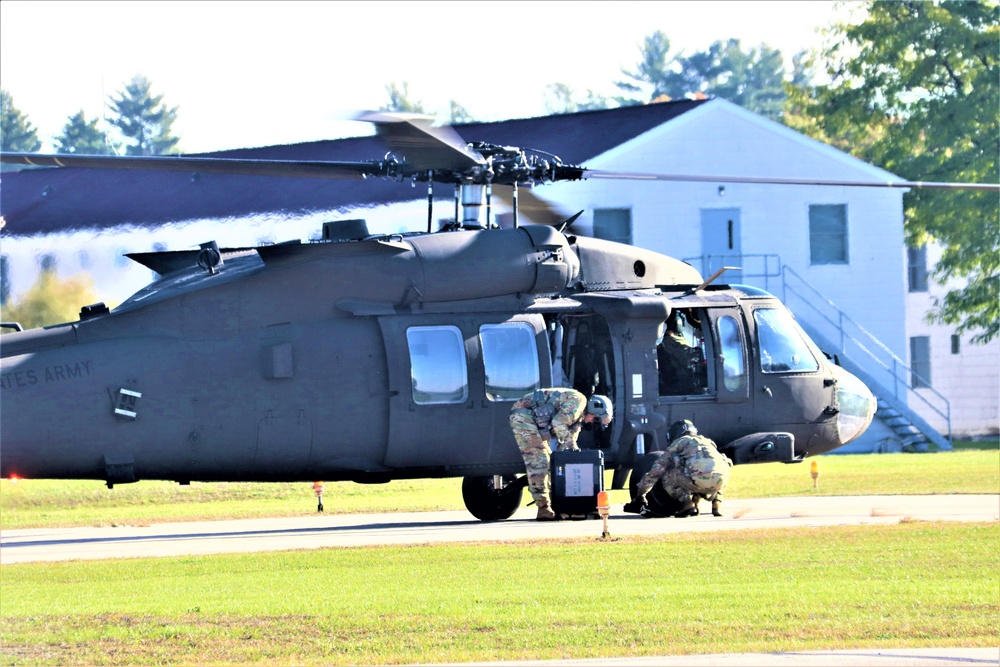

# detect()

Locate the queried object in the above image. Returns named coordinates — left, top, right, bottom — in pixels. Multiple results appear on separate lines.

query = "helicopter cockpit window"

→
left=657, top=308, right=708, bottom=395
left=718, top=315, right=747, bottom=392
left=406, top=326, right=469, bottom=405
left=754, top=308, right=820, bottom=374
left=479, top=323, right=540, bottom=401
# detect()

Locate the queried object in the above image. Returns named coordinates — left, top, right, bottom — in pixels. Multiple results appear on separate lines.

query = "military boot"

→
left=675, top=500, right=698, bottom=518
left=623, top=495, right=647, bottom=514
left=711, top=498, right=723, bottom=517
left=535, top=501, right=558, bottom=521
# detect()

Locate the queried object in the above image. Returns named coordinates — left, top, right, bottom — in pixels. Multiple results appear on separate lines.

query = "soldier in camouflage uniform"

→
left=624, top=419, right=732, bottom=518
left=509, top=389, right=613, bottom=521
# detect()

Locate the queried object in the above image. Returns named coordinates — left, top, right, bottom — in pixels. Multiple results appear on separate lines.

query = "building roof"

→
left=0, top=100, right=708, bottom=236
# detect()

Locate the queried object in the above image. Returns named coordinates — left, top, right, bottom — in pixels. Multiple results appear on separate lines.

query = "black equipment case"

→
left=550, top=449, right=604, bottom=516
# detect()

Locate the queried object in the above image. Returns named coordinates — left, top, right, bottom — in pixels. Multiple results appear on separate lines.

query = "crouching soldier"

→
left=509, top=389, right=613, bottom=521
left=624, top=419, right=732, bottom=518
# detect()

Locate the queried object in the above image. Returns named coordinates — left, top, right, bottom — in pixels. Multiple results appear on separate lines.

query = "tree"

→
left=0, top=269, right=100, bottom=331
left=812, top=0, right=999, bottom=343
left=447, top=100, right=474, bottom=124
left=382, top=82, right=427, bottom=114
left=0, top=90, right=41, bottom=167
left=616, top=32, right=787, bottom=119
left=107, top=75, right=180, bottom=155
left=544, top=83, right=612, bottom=114
left=55, top=110, right=112, bottom=155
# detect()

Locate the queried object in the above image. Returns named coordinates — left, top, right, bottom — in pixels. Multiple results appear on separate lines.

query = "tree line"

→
left=2, top=75, right=179, bottom=158
left=1, top=1, right=996, bottom=342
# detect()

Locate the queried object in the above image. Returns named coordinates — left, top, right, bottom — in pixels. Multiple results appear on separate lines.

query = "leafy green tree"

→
left=1, top=90, right=41, bottom=169
left=0, top=269, right=100, bottom=331
left=107, top=75, right=180, bottom=155
left=544, top=83, right=612, bottom=114
left=382, top=82, right=427, bottom=114
left=55, top=110, right=112, bottom=155
left=812, top=0, right=999, bottom=343
left=447, top=100, right=474, bottom=124
left=616, top=31, right=787, bottom=119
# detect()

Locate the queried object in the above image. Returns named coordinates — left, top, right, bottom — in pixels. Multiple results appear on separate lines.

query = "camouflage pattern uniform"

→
left=657, top=331, right=696, bottom=394
left=636, top=433, right=732, bottom=511
left=509, top=388, right=588, bottom=518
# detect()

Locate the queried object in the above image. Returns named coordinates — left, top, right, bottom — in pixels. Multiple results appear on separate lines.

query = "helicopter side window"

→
left=657, top=308, right=708, bottom=396
left=406, top=326, right=469, bottom=405
left=718, top=315, right=747, bottom=392
left=479, top=323, right=540, bottom=401
left=754, top=308, right=820, bottom=374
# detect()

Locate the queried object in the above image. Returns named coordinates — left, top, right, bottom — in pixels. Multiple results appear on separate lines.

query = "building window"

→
left=593, top=208, right=632, bottom=245
left=907, top=245, right=928, bottom=292
left=406, top=326, right=468, bottom=405
left=951, top=334, right=961, bottom=355
left=809, top=204, right=849, bottom=265
left=479, top=323, right=540, bottom=401
left=910, top=336, right=931, bottom=389
left=38, top=253, right=57, bottom=272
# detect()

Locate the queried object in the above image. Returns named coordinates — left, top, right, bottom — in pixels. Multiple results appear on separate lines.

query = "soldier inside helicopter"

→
left=657, top=309, right=708, bottom=396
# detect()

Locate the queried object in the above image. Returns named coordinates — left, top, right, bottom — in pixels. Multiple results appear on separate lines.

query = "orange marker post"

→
left=597, top=490, right=611, bottom=539
left=313, top=481, right=325, bottom=512
left=810, top=460, right=820, bottom=491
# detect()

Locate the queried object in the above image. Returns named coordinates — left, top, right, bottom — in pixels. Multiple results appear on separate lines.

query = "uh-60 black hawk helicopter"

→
left=1, top=113, right=994, bottom=520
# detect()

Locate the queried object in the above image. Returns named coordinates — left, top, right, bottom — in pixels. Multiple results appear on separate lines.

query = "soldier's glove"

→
left=623, top=496, right=647, bottom=514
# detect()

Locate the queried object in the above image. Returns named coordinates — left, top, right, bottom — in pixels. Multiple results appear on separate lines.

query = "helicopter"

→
left=1, top=112, right=994, bottom=520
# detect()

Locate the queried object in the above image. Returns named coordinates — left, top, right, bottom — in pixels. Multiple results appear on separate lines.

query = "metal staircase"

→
left=686, top=254, right=952, bottom=451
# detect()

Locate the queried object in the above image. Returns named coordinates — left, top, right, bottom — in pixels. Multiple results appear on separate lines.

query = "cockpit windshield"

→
left=754, top=308, right=820, bottom=374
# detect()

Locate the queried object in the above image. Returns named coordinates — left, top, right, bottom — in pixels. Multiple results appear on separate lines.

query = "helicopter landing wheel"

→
left=628, top=452, right=686, bottom=518
left=462, top=474, right=523, bottom=521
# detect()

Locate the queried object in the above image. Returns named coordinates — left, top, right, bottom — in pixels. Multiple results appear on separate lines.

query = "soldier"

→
left=509, top=388, right=613, bottom=521
left=624, top=419, right=732, bottom=518
left=657, top=311, right=699, bottom=395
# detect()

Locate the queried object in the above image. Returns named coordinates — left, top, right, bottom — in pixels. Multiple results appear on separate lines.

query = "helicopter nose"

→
left=830, top=365, right=877, bottom=445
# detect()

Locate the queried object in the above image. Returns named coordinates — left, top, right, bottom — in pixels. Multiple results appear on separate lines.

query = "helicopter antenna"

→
left=684, top=266, right=741, bottom=295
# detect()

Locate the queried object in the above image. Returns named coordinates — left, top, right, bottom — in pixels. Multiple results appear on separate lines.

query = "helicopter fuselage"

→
left=0, top=225, right=876, bottom=514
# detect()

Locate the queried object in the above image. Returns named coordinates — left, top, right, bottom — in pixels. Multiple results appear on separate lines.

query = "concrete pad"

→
left=1, top=494, right=996, bottom=564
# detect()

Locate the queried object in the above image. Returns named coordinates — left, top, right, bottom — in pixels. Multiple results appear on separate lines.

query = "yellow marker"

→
left=810, top=460, right=820, bottom=490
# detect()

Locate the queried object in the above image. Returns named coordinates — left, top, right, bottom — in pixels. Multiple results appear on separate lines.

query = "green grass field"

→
left=1, top=522, right=996, bottom=665
left=0, top=443, right=997, bottom=665
left=2, top=446, right=997, bottom=529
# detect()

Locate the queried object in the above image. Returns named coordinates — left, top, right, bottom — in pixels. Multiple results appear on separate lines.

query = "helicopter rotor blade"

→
left=583, top=168, right=1000, bottom=192
left=0, top=153, right=385, bottom=180
left=357, top=111, right=486, bottom=172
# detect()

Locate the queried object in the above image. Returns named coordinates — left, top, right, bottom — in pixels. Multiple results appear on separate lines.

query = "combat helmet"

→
left=586, top=394, right=613, bottom=428
left=668, top=419, right=697, bottom=442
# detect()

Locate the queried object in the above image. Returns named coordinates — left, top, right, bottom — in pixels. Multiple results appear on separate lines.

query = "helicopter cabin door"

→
left=700, top=208, right=743, bottom=284
left=378, top=314, right=550, bottom=469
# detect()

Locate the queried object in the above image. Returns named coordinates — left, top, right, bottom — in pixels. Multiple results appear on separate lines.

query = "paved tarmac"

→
left=1, top=494, right=996, bottom=564
left=426, top=647, right=1000, bottom=666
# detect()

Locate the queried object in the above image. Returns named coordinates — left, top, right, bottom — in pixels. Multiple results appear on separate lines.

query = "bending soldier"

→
left=509, top=389, right=613, bottom=521
left=624, top=419, right=732, bottom=518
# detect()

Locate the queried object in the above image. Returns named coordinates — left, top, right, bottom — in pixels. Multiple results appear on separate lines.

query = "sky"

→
left=1, top=1, right=859, bottom=154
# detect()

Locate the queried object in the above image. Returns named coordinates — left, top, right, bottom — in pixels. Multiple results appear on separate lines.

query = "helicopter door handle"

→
left=762, top=386, right=772, bottom=398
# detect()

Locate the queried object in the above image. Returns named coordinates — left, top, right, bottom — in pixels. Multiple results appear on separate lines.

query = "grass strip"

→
left=1, top=522, right=997, bottom=665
